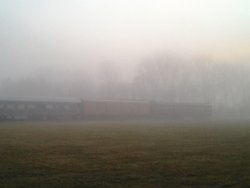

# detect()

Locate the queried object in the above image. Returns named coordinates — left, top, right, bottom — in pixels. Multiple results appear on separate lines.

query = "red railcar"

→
left=82, top=100, right=151, bottom=118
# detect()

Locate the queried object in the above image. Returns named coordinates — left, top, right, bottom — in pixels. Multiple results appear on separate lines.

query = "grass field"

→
left=0, top=120, right=250, bottom=188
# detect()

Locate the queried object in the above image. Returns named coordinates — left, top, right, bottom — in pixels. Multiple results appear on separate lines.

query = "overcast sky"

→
left=0, top=0, right=249, bottom=80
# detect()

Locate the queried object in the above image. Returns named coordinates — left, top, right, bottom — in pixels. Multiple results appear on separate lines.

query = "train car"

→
left=173, top=103, right=212, bottom=119
left=150, top=102, right=212, bottom=119
left=82, top=100, right=151, bottom=118
left=0, top=97, right=82, bottom=120
left=0, top=97, right=212, bottom=121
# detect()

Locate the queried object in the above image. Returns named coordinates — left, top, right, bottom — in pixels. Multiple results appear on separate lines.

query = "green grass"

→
left=0, top=120, right=250, bottom=188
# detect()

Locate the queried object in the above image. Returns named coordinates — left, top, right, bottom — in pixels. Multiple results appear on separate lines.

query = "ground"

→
left=0, top=120, right=250, bottom=188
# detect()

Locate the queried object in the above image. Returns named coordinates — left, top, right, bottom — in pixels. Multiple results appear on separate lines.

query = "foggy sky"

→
left=0, top=0, right=249, bottom=81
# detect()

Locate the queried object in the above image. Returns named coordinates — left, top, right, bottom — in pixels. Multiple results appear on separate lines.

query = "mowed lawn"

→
left=0, top=121, right=250, bottom=188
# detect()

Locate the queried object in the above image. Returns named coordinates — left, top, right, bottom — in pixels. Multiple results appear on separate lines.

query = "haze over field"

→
left=2, top=2, right=250, bottom=187
left=0, top=0, right=250, bottom=118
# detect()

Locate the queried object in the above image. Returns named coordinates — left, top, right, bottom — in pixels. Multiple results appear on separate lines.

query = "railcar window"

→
left=6, top=104, right=15, bottom=109
left=17, top=104, right=25, bottom=110
left=64, top=105, right=71, bottom=110
left=27, top=104, right=35, bottom=109
left=45, top=104, right=54, bottom=109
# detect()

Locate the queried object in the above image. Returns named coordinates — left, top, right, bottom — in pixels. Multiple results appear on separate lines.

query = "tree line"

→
left=1, top=54, right=249, bottom=118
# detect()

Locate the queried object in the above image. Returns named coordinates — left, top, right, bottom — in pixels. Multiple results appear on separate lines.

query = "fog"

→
left=1, top=0, right=250, bottom=119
